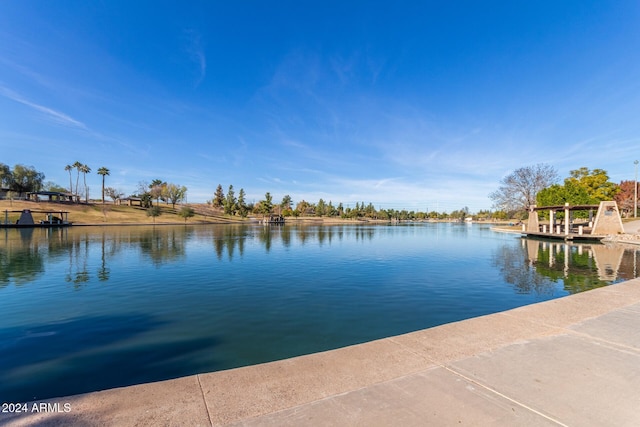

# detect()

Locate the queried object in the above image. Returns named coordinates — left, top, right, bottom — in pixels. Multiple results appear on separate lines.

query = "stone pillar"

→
left=565, top=203, right=570, bottom=235
left=527, top=205, right=539, bottom=232
left=592, top=201, right=624, bottom=235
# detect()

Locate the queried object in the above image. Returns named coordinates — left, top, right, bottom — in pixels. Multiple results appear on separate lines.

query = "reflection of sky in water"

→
left=0, top=224, right=638, bottom=402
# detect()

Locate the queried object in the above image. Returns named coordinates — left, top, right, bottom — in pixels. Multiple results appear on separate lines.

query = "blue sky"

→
left=1, top=1, right=639, bottom=212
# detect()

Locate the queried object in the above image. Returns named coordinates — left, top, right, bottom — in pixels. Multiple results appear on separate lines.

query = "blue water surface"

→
left=0, top=223, right=637, bottom=401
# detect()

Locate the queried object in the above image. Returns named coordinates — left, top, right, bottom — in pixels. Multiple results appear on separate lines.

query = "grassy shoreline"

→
left=1, top=200, right=514, bottom=227
left=1, top=200, right=232, bottom=226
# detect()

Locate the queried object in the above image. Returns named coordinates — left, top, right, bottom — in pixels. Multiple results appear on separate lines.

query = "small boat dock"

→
left=521, top=201, right=623, bottom=241
left=260, top=214, right=286, bottom=225
left=1, top=209, right=72, bottom=228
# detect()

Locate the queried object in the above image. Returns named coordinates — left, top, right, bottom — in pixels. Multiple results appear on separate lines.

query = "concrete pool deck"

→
left=3, top=278, right=640, bottom=426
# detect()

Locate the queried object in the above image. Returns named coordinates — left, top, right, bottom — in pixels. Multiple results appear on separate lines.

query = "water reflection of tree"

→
left=354, top=226, right=375, bottom=242
left=256, top=226, right=272, bottom=253
left=533, top=243, right=608, bottom=294
left=139, top=227, right=188, bottom=266
left=0, top=229, right=45, bottom=287
left=296, top=227, right=311, bottom=246
left=97, top=233, right=110, bottom=281
left=280, top=226, right=292, bottom=247
left=492, top=241, right=556, bottom=296
left=493, top=239, right=631, bottom=296
left=54, top=229, right=110, bottom=287
left=213, top=225, right=248, bottom=260
left=65, top=232, right=91, bottom=288
left=209, top=225, right=353, bottom=257
left=317, top=227, right=330, bottom=246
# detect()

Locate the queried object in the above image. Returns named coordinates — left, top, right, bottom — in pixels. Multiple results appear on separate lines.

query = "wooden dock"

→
left=521, top=230, right=606, bottom=242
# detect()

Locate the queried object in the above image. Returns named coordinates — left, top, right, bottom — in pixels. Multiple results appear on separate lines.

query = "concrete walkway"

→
left=624, top=219, right=640, bottom=234
left=3, top=279, right=640, bottom=426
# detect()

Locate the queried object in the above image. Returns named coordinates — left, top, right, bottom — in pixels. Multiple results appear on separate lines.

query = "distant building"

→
left=27, top=191, right=77, bottom=203
left=116, top=197, right=143, bottom=206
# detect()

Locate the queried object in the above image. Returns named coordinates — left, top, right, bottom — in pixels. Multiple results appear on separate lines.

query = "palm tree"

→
left=80, top=164, right=91, bottom=203
left=72, top=161, right=82, bottom=201
left=64, top=164, right=73, bottom=195
left=97, top=167, right=110, bottom=204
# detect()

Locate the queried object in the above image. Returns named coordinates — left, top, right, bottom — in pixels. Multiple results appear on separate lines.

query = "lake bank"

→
left=1, top=200, right=513, bottom=227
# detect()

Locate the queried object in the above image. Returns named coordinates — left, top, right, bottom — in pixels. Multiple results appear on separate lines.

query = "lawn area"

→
left=0, top=200, right=240, bottom=225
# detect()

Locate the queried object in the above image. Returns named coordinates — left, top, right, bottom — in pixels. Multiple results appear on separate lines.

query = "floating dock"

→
left=260, top=214, right=286, bottom=225
left=522, top=230, right=606, bottom=241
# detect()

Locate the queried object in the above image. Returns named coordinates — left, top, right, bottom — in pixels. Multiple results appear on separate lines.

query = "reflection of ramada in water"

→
left=523, top=238, right=632, bottom=283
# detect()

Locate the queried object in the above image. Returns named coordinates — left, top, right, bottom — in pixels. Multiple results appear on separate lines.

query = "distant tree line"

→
left=208, top=184, right=505, bottom=221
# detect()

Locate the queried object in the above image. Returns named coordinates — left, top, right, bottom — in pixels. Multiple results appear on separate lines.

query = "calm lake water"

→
left=1, top=223, right=638, bottom=401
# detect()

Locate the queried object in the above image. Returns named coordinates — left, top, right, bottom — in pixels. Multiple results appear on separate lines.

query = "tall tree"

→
left=326, top=201, right=336, bottom=217
left=64, top=164, right=73, bottom=194
left=149, top=179, right=165, bottom=205
left=9, top=164, right=45, bottom=195
left=105, top=187, right=124, bottom=202
left=237, top=188, right=248, bottom=218
left=135, top=181, right=153, bottom=207
left=316, top=198, right=326, bottom=217
left=255, top=192, right=273, bottom=218
left=213, top=184, right=225, bottom=208
left=614, top=181, right=639, bottom=217
left=164, top=183, right=187, bottom=208
left=0, top=163, right=11, bottom=188
left=72, top=161, right=83, bottom=200
left=565, top=167, right=619, bottom=202
left=295, top=200, right=312, bottom=216
left=224, top=185, right=237, bottom=215
left=536, top=181, right=591, bottom=207
left=97, top=167, right=110, bottom=204
left=490, top=163, right=559, bottom=213
left=280, top=195, right=292, bottom=210
left=537, top=168, right=620, bottom=208
left=80, top=164, right=91, bottom=202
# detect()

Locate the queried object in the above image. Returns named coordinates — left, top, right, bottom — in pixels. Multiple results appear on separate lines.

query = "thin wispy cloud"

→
left=0, top=57, right=56, bottom=91
left=0, top=84, right=86, bottom=130
left=184, top=30, right=206, bottom=87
